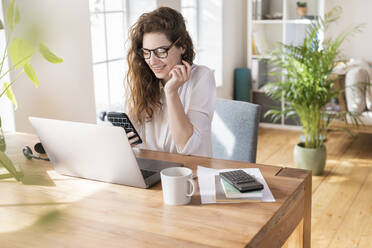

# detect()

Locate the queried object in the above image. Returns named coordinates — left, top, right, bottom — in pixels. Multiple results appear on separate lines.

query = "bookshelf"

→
left=247, top=0, right=325, bottom=126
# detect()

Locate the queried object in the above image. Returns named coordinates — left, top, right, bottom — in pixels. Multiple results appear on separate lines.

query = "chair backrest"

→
left=212, top=98, right=261, bottom=163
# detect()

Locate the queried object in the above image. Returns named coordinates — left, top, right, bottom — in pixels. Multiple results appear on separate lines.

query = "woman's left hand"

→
left=164, top=60, right=192, bottom=94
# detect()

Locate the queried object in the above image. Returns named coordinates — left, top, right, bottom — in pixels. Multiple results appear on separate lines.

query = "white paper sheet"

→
left=197, top=166, right=276, bottom=204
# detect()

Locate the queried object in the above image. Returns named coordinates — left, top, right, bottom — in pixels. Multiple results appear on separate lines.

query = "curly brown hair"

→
left=125, top=7, right=195, bottom=125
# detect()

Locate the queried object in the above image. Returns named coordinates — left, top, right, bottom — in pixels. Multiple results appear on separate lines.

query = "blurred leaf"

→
left=0, top=139, right=5, bottom=153
left=0, top=118, right=5, bottom=152
left=6, top=0, right=16, bottom=31
left=9, top=38, right=34, bottom=69
left=6, top=0, right=19, bottom=31
left=0, top=150, right=21, bottom=181
left=14, top=4, right=20, bottom=25
left=24, top=63, right=39, bottom=87
left=39, top=43, right=63, bottom=64
left=264, top=109, right=281, bottom=118
left=3, top=82, right=18, bottom=109
left=285, top=110, right=297, bottom=119
left=0, top=19, right=4, bottom=30
left=264, top=109, right=283, bottom=123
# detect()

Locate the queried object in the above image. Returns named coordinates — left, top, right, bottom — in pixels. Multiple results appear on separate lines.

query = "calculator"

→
left=219, top=170, right=264, bottom=192
left=107, top=112, right=143, bottom=145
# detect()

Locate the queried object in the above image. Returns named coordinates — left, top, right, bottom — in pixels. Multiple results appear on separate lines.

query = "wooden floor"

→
left=256, top=128, right=372, bottom=248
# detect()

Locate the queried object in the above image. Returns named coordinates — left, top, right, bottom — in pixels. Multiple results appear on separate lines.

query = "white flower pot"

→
left=294, top=143, right=326, bottom=175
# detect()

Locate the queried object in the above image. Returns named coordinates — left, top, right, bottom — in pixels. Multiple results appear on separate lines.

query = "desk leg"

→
left=303, top=171, right=311, bottom=248
left=277, top=168, right=312, bottom=248
left=282, top=219, right=304, bottom=248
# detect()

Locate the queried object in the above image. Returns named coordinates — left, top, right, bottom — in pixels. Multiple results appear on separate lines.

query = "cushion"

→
left=345, top=67, right=368, bottom=114
left=361, top=111, right=372, bottom=125
left=347, top=59, right=372, bottom=111
left=366, top=72, right=372, bottom=110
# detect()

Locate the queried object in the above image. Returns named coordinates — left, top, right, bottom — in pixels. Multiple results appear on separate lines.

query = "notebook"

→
left=220, top=177, right=263, bottom=199
left=215, top=175, right=262, bottom=203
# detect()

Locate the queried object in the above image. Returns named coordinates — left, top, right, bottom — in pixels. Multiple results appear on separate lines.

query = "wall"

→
left=325, top=0, right=372, bottom=62
left=218, top=0, right=246, bottom=99
left=157, top=0, right=181, bottom=10
left=7, top=0, right=96, bottom=133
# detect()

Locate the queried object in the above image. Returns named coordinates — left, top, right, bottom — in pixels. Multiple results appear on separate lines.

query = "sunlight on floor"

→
left=326, top=175, right=350, bottom=183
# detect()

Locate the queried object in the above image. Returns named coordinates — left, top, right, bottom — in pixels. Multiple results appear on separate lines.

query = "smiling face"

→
left=142, top=32, right=185, bottom=82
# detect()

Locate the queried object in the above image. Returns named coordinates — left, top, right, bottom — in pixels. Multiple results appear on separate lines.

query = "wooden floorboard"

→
left=311, top=131, right=355, bottom=194
left=256, top=128, right=372, bottom=248
left=257, top=128, right=299, bottom=167
left=329, top=163, right=372, bottom=247
left=311, top=135, right=370, bottom=248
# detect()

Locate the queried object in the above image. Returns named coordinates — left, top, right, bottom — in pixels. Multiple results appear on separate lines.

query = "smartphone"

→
left=107, top=112, right=143, bottom=145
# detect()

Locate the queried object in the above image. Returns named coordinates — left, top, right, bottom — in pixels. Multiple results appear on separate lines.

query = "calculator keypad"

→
left=108, top=117, right=133, bottom=133
left=106, top=112, right=142, bottom=145
left=220, top=170, right=255, bottom=184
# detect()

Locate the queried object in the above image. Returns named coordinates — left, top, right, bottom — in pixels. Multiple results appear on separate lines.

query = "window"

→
left=89, top=0, right=156, bottom=115
left=181, top=0, right=222, bottom=86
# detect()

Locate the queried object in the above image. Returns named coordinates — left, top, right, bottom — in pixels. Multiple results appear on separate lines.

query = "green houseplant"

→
left=264, top=7, right=362, bottom=175
left=296, top=2, right=307, bottom=17
left=0, top=0, right=63, bottom=180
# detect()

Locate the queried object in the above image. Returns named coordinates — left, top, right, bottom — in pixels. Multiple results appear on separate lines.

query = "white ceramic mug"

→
left=160, top=167, right=197, bottom=205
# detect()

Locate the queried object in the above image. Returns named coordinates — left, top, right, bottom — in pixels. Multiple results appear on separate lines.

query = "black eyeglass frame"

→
left=140, top=37, right=181, bottom=59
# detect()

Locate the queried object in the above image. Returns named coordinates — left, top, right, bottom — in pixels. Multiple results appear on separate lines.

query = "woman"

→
left=125, top=7, right=216, bottom=157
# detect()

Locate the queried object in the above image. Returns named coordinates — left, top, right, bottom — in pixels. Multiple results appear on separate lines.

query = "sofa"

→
left=332, top=59, right=372, bottom=133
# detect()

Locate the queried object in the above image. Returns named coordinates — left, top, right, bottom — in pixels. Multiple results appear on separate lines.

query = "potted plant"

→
left=0, top=0, right=63, bottom=180
left=264, top=7, right=363, bottom=175
left=296, top=2, right=307, bottom=17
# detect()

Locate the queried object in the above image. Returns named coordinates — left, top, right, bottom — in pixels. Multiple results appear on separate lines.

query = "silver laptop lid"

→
left=29, top=117, right=147, bottom=188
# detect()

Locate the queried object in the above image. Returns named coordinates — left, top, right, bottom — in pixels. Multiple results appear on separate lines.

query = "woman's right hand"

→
left=127, top=132, right=139, bottom=147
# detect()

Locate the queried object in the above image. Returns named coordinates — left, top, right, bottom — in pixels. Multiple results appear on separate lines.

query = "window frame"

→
left=90, top=0, right=129, bottom=109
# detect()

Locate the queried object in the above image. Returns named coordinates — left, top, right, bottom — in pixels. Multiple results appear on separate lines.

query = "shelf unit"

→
left=247, top=0, right=325, bottom=126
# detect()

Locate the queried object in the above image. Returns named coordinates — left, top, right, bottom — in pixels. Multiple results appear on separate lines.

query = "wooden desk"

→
left=0, top=133, right=311, bottom=248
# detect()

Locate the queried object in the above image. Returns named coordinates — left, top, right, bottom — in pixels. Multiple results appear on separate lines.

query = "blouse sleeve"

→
left=176, top=68, right=216, bottom=155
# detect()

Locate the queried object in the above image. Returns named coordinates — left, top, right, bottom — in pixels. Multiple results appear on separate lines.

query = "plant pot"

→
left=297, top=7, right=307, bottom=17
left=293, top=143, right=326, bottom=175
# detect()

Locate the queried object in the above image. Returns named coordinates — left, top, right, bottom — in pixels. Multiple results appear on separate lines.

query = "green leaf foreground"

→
left=6, top=0, right=15, bottom=31
left=0, top=141, right=5, bottom=153
left=24, top=63, right=39, bottom=87
left=39, top=43, right=63, bottom=64
left=9, top=38, right=34, bottom=69
left=0, top=151, right=21, bottom=181
left=6, top=0, right=20, bottom=32
left=3, top=82, right=18, bottom=109
left=0, top=0, right=63, bottom=182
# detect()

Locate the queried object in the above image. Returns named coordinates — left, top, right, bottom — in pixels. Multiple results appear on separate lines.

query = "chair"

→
left=212, top=98, right=261, bottom=163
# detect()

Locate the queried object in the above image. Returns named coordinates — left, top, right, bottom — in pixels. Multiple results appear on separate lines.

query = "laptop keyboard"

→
left=140, top=169, right=157, bottom=179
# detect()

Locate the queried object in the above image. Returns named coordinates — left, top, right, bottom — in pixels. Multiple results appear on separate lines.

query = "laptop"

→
left=29, top=117, right=183, bottom=188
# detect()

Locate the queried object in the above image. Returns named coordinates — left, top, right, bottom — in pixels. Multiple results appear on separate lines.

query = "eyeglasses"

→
left=140, top=37, right=181, bottom=59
